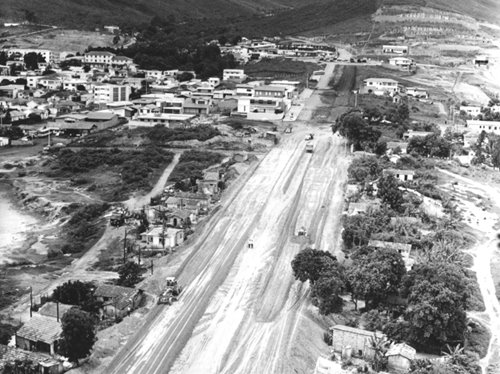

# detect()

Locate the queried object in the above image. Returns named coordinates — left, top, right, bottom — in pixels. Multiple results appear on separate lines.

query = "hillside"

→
left=0, top=0, right=310, bottom=29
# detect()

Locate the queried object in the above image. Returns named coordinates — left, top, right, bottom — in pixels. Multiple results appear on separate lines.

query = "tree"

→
left=401, top=263, right=469, bottom=351
left=24, top=52, right=45, bottom=70
left=348, top=155, right=382, bottom=183
left=117, top=261, right=143, bottom=287
left=52, top=280, right=99, bottom=313
left=61, top=308, right=96, bottom=364
left=346, top=248, right=406, bottom=310
left=291, top=248, right=337, bottom=284
left=377, top=174, right=405, bottom=212
left=310, top=264, right=346, bottom=314
left=177, top=71, right=194, bottom=82
left=113, top=35, right=121, bottom=45
left=0, top=52, right=7, bottom=65
left=369, top=333, right=390, bottom=372
left=332, top=111, right=381, bottom=151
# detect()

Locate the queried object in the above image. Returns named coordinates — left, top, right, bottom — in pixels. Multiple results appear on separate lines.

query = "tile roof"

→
left=330, top=325, right=385, bottom=338
left=16, top=316, right=62, bottom=344
left=0, top=345, right=59, bottom=370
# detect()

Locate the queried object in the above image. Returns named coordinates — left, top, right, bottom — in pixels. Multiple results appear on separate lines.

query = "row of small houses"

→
left=1, top=284, right=143, bottom=373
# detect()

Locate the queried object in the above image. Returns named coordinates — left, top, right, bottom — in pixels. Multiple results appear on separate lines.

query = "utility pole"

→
left=29, top=286, right=33, bottom=318
left=123, top=228, right=128, bottom=264
left=150, top=259, right=154, bottom=275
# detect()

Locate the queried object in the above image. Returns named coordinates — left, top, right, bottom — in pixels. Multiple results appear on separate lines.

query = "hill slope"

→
left=0, top=0, right=308, bottom=28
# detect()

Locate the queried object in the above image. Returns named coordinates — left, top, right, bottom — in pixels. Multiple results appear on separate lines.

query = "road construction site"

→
left=104, top=63, right=350, bottom=374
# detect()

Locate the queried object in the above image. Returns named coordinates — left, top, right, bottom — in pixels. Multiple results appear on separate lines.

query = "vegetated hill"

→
left=0, top=0, right=311, bottom=29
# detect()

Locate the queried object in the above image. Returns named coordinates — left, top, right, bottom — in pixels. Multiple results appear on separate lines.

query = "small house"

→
left=402, top=130, right=434, bottom=140
left=166, top=210, right=192, bottom=228
left=15, top=316, right=62, bottom=355
left=383, top=168, right=415, bottom=182
left=165, top=196, right=183, bottom=210
left=330, top=325, right=386, bottom=359
left=140, top=226, right=185, bottom=250
left=197, top=171, right=221, bottom=196
left=346, top=201, right=381, bottom=216
left=93, top=284, right=143, bottom=319
left=386, top=343, right=416, bottom=372
left=406, top=87, right=428, bottom=99
left=0, top=345, right=64, bottom=374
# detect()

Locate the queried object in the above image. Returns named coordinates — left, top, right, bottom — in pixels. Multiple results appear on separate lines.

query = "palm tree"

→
left=442, top=343, right=465, bottom=365
left=369, top=333, right=390, bottom=372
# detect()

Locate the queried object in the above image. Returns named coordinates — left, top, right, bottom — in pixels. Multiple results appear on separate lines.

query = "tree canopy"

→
left=117, top=261, right=143, bottom=287
left=52, top=280, right=99, bottom=313
left=332, top=111, right=381, bottom=151
left=346, top=248, right=406, bottom=309
left=401, top=263, right=469, bottom=350
left=61, top=308, right=96, bottom=363
left=291, top=248, right=337, bottom=284
left=377, top=174, right=405, bottom=212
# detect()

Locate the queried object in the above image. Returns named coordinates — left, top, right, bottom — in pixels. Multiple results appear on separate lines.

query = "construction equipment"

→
left=284, top=125, right=293, bottom=133
left=158, top=277, right=183, bottom=305
left=305, top=133, right=314, bottom=140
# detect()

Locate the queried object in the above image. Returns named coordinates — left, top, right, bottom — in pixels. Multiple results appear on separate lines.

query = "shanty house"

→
left=37, top=302, right=75, bottom=322
left=166, top=210, right=192, bottom=228
left=0, top=345, right=64, bottom=374
left=93, top=284, right=143, bottom=319
left=386, top=343, right=416, bottom=372
left=15, top=316, right=62, bottom=355
left=330, top=325, right=386, bottom=360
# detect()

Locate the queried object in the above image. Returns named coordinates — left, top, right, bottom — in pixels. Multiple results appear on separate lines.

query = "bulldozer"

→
left=158, top=277, right=183, bottom=305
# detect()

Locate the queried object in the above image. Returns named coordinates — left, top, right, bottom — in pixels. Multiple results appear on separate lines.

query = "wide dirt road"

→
left=106, top=64, right=349, bottom=374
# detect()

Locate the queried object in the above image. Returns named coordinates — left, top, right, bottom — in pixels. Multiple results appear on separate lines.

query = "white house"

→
left=141, top=226, right=185, bottom=250
left=388, top=57, right=415, bottom=71
left=465, top=120, right=500, bottom=134
left=361, top=78, right=401, bottom=96
left=223, top=69, right=246, bottom=82
left=382, top=45, right=409, bottom=55
left=406, top=87, right=428, bottom=99
left=460, top=105, right=482, bottom=118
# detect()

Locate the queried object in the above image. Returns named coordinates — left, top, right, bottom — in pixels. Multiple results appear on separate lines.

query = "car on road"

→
left=305, top=142, right=314, bottom=153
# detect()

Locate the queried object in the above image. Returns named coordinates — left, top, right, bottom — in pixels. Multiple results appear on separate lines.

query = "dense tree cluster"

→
left=332, top=111, right=381, bottom=151
left=408, top=134, right=451, bottom=158
left=60, top=308, right=97, bottom=363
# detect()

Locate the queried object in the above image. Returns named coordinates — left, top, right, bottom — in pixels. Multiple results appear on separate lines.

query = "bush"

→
left=146, top=124, right=220, bottom=143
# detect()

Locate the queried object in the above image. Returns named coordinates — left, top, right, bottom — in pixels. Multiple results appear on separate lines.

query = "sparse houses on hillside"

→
left=387, top=343, right=416, bottom=372
left=389, top=57, right=416, bottom=71
left=360, top=78, right=401, bottom=96
left=330, top=325, right=386, bottom=359
left=460, top=105, right=482, bottom=118
left=383, top=168, right=415, bottom=182
left=15, top=315, right=62, bottom=355
left=465, top=120, right=500, bottom=134
left=382, top=45, right=409, bottom=55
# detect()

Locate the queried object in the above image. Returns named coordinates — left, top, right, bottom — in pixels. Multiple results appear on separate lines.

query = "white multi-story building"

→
left=361, top=78, right=401, bottom=96
left=223, top=69, right=246, bottom=82
left=4, top=48, right=61, bottom=64
left=465, top=120, right=500, bottom=134
left=388, top=57, right=416, bottom=71
left=84, top=51, right=116, bottom=65
left=93, top=83, right=131, bottom=104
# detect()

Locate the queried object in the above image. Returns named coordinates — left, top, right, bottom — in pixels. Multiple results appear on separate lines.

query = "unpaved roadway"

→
left=105, top=64, right=350, bottom=374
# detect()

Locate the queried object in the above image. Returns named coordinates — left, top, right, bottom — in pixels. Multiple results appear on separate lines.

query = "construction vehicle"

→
left=305, top=142, right=314, bottom=153
left=284, top=125, right=293, bottom=133
left=158, top=277, right=183, bottom=305
left=305, top=133, right=314, bottom=141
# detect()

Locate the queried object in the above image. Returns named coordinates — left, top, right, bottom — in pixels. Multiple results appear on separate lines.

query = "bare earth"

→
left=101, top=64, right=349, bottom=374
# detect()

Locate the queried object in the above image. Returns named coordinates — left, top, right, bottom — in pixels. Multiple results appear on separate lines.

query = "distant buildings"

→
left=222, top=69, right=247, bottom=82
left=389, top=57, right=416, bottom=72
left=361, top=78, right=401, bottom=96
left=382, top=45, right=409, bottom=55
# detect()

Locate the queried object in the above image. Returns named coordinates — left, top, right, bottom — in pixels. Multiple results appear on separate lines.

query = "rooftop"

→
left=330, top=325, right=385, bottom=338
left=38, top=302, right=75, bottom=320
left=16, top=315, right=62, bottom=344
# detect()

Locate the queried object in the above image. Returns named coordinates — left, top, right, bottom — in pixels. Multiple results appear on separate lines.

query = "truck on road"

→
left=305, top=142, right=314, bottom=153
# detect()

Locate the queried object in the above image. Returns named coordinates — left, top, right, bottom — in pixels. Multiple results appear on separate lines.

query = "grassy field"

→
left=2, top=29, right=115, bottom=52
